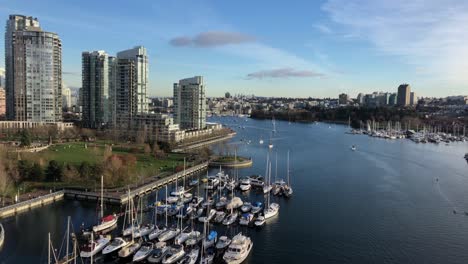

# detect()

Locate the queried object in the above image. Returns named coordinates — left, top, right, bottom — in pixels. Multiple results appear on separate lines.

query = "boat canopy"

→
left=208, top=231, right=218, bottom=241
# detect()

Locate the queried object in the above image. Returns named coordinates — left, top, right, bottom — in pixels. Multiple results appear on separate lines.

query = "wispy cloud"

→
left=322, top=0, right=468, bottom=82
left=169, top=31, right=256, bottom=47
left=246, top=68, right=325, bottom=80
left=313, top=23, right=332, bottom=34
left=63, top=71, right=79, bottom=75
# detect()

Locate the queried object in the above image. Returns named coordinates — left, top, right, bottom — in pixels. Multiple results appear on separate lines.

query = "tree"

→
left=20, top=129, right=32, bottom=147
left=144, top=144, right=151, bottom=154
left=0, top=146, right=13, bottom=205
left=45, top=160, right=63, bottom=182
left=30, top=163, right=44, bottom=181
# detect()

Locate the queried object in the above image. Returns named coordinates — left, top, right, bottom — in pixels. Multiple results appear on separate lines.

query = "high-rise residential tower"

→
left=116, top=46, right=149, bottom=114
left=173, top=76, right=206, bottom=130
left=81, top=50, right=113, bottom=128
left=5, top=15, right=62, bottom=122
left=397, top=84, right=411, bottom=106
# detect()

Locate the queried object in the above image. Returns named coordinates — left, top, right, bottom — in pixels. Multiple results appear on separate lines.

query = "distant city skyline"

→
left=1, top=0, right=468, bottom=98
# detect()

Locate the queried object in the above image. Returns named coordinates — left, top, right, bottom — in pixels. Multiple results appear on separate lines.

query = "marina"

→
left=1, top=117, right=468, bottom=263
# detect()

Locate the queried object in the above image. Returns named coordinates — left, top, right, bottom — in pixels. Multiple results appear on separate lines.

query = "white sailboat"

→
left=149, top=189, right=166, bottom=241
left=283, top=150, right=293, bottom=198
left=92, top=176, right=118, bottom=233
left=264, top=162, right=280, bottom=219
left=118, top=191, right=141, bottom=258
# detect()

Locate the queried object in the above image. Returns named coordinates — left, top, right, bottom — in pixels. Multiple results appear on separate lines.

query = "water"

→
left=1, top=117, right=468, bottom=263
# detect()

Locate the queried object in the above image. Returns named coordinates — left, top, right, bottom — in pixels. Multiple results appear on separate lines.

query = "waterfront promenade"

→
left=0, top=161, right=208, bottom=219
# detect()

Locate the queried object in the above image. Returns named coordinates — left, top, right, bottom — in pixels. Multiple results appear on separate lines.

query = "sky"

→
left=0, top=0, right=467, bottom=98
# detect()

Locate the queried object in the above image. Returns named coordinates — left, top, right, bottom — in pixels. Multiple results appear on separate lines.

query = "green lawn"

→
left=40, top=141, right=187, bottom=176
left=45, top=142, right=104, bottom=164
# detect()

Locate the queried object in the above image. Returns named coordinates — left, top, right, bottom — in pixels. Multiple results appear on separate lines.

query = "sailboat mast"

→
left=48, top=233, right=51, bottom=264
left=268, top=162, right=271, bottom=207
left=183, top=158, right=186, bottom=188
left=275, top=152, right=278, bottom=182
left=90, top=232, right=94, bottom=264
left=66, top=216, right=70, bottom=261
left=165, top=185, right=168, bottom=227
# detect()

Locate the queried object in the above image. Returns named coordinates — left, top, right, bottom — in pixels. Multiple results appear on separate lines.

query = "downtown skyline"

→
left=1, top=0, right=468, bottom=98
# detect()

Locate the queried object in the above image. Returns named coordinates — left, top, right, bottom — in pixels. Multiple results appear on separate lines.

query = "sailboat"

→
left=158, top=185, right=181, bottom=242
left=149, top=189, right=166, bottom=241
left=283, top=150, right=293, bottom=198
left=272, top=116, right=277, bottom=133
left=92, top=176, right=118, bottom=233
left=48, top=216, right=80, bottom=263
left=118, top=191, right=141, bottom=259
left=262, top=152, right=272, bottom=194
left=264, top=162, right=280, bottom=219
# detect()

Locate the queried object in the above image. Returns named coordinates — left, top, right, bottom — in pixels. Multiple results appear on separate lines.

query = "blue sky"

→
left=1, top=0, right=467, bottom=98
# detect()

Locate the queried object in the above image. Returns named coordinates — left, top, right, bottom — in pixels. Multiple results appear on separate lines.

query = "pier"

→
left=172, top=132, right=236, bottom=152
left=0, top=162, right=209, bottom=219
left=0, top=190, right=65, bottom=218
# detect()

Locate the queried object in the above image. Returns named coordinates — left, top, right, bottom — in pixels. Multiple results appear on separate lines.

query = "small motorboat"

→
left=122, top=223, right=140, bottom=237
left=254, top=215, right=265, bottom=227
left=249, top=175, right=265, bottom=188
left=239, top=178, right=251, bottom=191
left=134, top=223, right=155, bottom=238
left=251, top=202, right=263, bottom=214
left=102, top=237, right=128, bottom=255
left=264, top=203, right=280, bottom=219
left=222, top=212, right=238, bottom=226
left=216, top=236, right=232, bottom=250
left=351, top=145, right=356, bottom=151
left=240, top=202, right=252, bottom=213
left=147, top=242, right=168, bottom=263
left=239, top=213, right=254, bottom=226
left=133, top=242, right=154, bottom=262
left=80, top=235, right=110, bottom=258
left=162, top=244, right=185, bottom=264
left=189, top=196, right=204, bottom=208
left=262, top=184, right=273, bottom=194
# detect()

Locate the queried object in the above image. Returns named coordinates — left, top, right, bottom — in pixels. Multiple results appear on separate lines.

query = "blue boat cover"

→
left=208, top=231, right=217, bottom=241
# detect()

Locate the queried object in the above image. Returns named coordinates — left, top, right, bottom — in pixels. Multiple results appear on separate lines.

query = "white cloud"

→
left=322, top=0, right=468, bottom=83
left=313, top=23, right=332, bottom=34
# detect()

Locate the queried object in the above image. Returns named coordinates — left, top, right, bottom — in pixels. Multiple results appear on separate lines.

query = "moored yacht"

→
left=162, top=244, right=185, bottom=264
left=216, top=236, right=232, bottom=250
left=80, top=235, right=110, bottom=258
left=133, top=242, right=154, bottom=262
left=239, top=178, right=251, bottom=191
left=223, top=233, right=253, bottom=264
left=102, top=237, right=128, bottom=255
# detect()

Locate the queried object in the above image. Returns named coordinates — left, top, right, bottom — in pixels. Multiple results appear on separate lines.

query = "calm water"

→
left=1, top=117, right=468, bottom=264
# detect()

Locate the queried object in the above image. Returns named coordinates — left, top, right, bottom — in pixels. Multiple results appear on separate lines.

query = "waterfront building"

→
left=173, top=76, right=207, bottom=130
left=356, top=93, right=365, bottom=105
left=81, top=50, right=113, bottom=128
left=397, top=84, right=411, bottom=106
left=5, top=15, right=62, bottom=122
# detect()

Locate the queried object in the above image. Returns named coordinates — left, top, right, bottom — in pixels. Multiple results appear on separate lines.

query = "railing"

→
left=123, top=161, right=209, bottom=200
